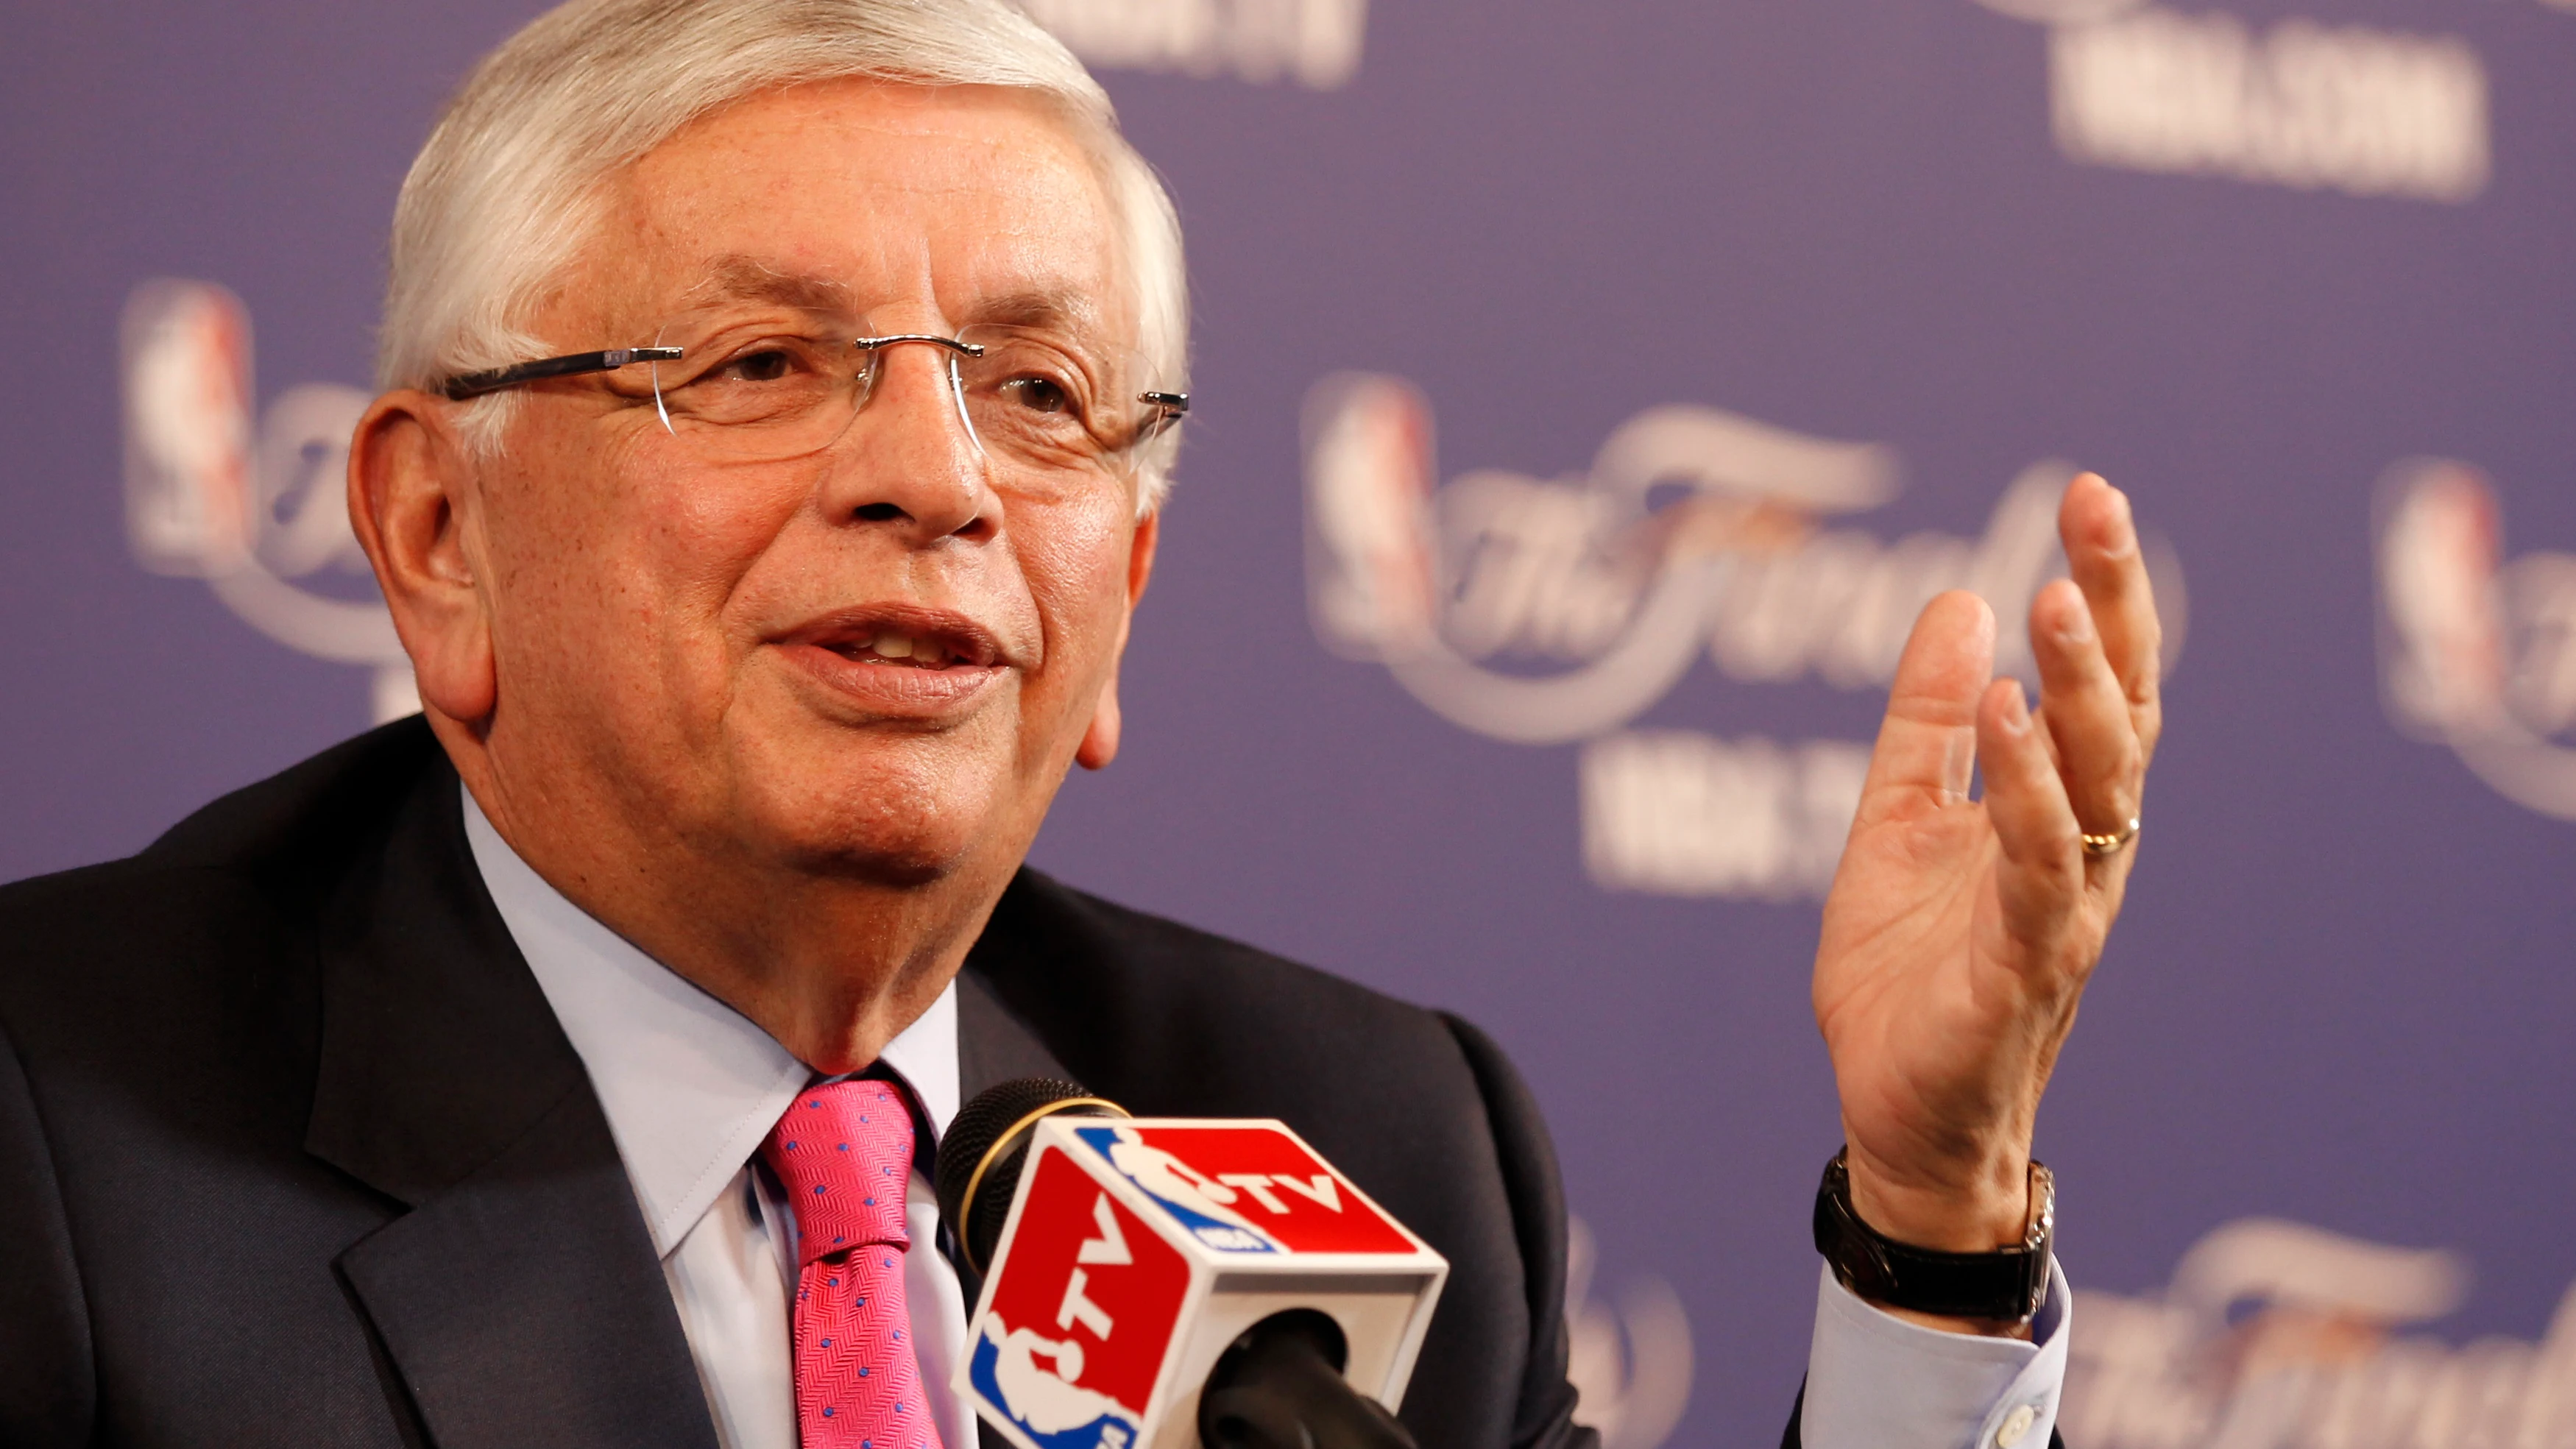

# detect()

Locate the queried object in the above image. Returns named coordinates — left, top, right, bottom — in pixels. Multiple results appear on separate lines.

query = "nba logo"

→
left=966, top=1146, right=1183, bottom=1449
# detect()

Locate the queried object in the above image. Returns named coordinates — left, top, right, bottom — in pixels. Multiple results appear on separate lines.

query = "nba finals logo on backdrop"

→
left=2374, top=459, right=2576, bottom=821
left=2064, top=1218, right=2576, bottom=1445
left=1301, top=372, right=2187, bottom=903
left=120, top=279, right=414, bottom=723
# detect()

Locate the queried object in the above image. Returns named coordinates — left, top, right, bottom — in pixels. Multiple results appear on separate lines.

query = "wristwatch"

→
left=1811, top=1149, right=2054, bottom=1322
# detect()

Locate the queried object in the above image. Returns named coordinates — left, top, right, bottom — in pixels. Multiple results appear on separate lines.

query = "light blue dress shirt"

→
left=462, top=787, right=2065, bottom=1449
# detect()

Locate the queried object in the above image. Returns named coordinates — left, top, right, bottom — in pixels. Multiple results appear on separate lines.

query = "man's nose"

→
left=818, top=343, right=997, bottom=544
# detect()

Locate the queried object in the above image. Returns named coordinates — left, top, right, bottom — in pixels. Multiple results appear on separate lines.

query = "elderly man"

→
left=0, top=3, right=2160, bottom=1448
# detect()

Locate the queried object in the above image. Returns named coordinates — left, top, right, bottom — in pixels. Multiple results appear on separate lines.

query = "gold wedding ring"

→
left=2081, top=816, right=2141, bottom=857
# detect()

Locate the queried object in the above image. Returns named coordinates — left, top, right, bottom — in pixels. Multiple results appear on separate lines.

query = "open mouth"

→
left=818, top=630, right=982, bottom=668
left=784, top=609, right=1007, bottom=676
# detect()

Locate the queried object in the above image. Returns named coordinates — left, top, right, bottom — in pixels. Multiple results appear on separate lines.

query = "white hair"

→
left=379, top=0, right=1189, bottom=509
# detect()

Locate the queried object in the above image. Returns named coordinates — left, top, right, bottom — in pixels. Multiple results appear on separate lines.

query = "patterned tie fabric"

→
left=760, top=1079, right=946, bottom=1449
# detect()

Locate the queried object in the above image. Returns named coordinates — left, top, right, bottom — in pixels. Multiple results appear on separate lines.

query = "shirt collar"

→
left=461, top=784, right=960, bottom=1257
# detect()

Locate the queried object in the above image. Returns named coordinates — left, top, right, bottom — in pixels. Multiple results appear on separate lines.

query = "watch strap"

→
left=1811, top=1149, right=2053, bottom=1322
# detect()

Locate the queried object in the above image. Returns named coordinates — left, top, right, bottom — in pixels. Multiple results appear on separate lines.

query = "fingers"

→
left=1854, top=591, right=1996, bottom=823
left=2059, top=474, right=2163, bottom=762
left=1975, top=678, right=2086, bottom=956
left=2029, top=578, right=2140, bottom=840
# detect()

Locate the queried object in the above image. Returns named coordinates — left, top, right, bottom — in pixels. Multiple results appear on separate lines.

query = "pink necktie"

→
left=760, top=1080, right=946, bottom=1449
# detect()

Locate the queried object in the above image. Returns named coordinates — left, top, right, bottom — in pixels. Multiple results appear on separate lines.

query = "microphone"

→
left=936, top=1078, right=1446, bottom=1449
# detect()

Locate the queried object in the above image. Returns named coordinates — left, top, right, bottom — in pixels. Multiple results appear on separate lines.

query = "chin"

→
left=737, top=748, right=1012, bottom=889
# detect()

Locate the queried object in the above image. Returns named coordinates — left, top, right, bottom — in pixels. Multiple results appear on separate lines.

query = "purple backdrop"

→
left=8, top=2, right=2576, bottom=1444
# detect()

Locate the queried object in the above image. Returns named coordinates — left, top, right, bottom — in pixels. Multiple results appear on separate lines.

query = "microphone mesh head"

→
left=936, top=1077, right=1128, bottom=1274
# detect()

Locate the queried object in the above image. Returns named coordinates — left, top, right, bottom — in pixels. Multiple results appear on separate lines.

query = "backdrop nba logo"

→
left=119, top=278, right=414, bottom=722
left=2375, top=458, right=2576, bottom=819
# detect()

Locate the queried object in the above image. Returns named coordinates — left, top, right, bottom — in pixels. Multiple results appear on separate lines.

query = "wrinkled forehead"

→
left=565, top=79, right=1136, bottom=342
left=671, top=256, right=1119, bottom=341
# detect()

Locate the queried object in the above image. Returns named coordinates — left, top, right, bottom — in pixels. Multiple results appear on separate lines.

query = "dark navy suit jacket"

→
left=0, top=719, right=1599, bottom=1448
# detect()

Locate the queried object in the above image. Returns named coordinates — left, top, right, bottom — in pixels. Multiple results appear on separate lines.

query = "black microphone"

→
left=939, top=1078, right=1438, bottom=1449
left=936, top=1075, right=1130, bottom=1279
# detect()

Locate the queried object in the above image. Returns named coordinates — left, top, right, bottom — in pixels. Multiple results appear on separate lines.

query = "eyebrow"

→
left=966, top=289, right=1108, bottom=338
left=681, top=258, right=860, bottom=315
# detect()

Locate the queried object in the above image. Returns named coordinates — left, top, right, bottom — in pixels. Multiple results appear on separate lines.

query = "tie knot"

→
left=760, top=1079, right=915, bottom=1266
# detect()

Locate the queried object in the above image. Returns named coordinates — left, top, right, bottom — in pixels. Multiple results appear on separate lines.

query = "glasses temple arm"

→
left=439, top=346, right=684, bottom=402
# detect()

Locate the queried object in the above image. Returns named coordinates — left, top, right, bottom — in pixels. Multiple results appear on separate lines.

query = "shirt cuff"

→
left=1800, top=1257, right=2070, bottom=1449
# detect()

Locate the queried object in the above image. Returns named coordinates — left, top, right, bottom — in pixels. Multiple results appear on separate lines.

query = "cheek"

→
left=643, top=462, right=797, bottom=611
left=1020, top=492, right=1138, bottom=665
left=486, top=431, right=794, bottom=701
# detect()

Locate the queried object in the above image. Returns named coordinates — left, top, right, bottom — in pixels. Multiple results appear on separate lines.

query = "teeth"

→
left=857, top=632, right=958, bottom=665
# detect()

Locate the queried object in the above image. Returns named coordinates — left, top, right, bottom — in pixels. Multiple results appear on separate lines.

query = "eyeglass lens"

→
left=644, top=314, right=1173, bottom=472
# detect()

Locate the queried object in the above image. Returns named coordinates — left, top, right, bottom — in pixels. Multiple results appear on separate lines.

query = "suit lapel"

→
left=336, top=1084, right=715, bottom=1449
left=305, top=757, right=716, bottom=1449
left=954, top=962, right=1076, bottom=1105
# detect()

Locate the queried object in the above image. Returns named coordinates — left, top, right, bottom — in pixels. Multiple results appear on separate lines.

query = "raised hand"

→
left=1811, top=472, right=2162, bottom=1330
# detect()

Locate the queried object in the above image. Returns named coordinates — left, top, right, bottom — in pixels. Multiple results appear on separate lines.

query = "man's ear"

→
left=1073, top=506, right=1161, bottom=772
left=1075, top=673, right=1122, bottom=771
left=346, top=392, right=497, bottom=726
left=1122, top=501, right=1161, bottom=609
